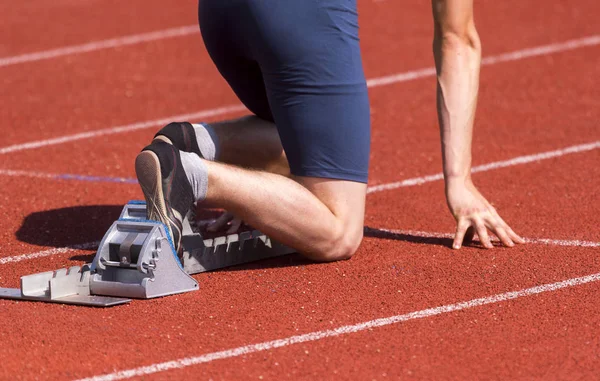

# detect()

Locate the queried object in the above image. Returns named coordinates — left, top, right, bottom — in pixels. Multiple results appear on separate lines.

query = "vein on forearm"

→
left=435, top=33, right=481, bottom=180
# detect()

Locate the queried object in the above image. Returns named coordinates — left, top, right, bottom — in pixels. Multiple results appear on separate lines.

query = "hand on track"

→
left=445, top=178, right=525, bottom=249
left=206, top=211, right=243, bottom=234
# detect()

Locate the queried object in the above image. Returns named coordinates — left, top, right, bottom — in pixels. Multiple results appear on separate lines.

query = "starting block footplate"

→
left=0, top=287, right=130, bottom=307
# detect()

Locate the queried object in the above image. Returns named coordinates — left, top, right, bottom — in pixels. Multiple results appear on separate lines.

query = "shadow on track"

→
left=363, top=226, right=453, bottom=248
left=219, top=226, right=459, bottom=272
left=16, top=205, right=123, bottom=249
left=364, top=226, right=494, bottom=249
left=15, top=206, right=459, bottom=270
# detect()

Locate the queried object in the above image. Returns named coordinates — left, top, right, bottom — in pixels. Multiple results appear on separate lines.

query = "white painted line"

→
left=0, top=169, right=55, bottom=180
left=366, top=141, right=600, bottom=194
left=365, top=67, right=436, bottom=88
left=75, top=271, right=600, bottom=381
left=1, top=140, right=597, bottom=187
left=366, top=35, right=600, bottom=88
left=366, top=227, right=600, bottom=248
left=1, top=35, right=599, bottom=155
left=0, top=169, right=137, bottom=183
left=3, top=225, right=598, bottom=266
left=0, top=105, right=246, bottom=155
left=2, top=140, right=598, bottom=188
left=0, top=241, right=99, bottom=265
left=526, top=237, right=600, bottom=248
left=0, top=25, right=199, bottom=68
left=480, top=35, right=600, bottom=65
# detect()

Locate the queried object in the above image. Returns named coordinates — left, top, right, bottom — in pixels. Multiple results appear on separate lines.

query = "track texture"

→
left=0, top=0, right=599, bottom=379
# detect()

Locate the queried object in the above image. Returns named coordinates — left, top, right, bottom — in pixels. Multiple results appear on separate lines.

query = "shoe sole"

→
left=135, top=150, right=181, bottom=248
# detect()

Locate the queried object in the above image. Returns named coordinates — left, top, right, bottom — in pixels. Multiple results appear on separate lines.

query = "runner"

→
left=135, top=0, right=524, bottom=262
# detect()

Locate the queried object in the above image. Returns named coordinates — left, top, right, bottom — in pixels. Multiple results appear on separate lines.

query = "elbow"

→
left=433, top=22, right=481, bottom=72
left=440, top=26, right=481, bottom=52
left=434, top=21, right=481, bottom=54
left=431, top=0, right=480, bottom=51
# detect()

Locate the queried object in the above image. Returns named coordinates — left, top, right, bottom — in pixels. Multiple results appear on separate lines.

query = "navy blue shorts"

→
left=199, top=0, right=370, bottom=183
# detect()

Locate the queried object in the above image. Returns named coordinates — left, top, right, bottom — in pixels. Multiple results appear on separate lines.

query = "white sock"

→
left=179, top=151, right=209, bottom=201
left=192, top=123, right=219, bottom=161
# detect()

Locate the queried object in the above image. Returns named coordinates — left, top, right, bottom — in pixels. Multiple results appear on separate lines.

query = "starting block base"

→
left=0, top=201, right=295, bottom=307
left=0, top=287, right=130, bottom=307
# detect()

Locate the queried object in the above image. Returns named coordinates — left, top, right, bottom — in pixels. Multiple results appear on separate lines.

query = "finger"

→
left=453, top=220, right=470, bottom=249
left=492, top=213, right=526, bottom=245
left=463, top=226, right=476, bottom=246
left=207, top=212, right=233, bottom=232
left=475, top=221, right=494, bottom=249
left=194, top=218, right=212, bottom=232
left=490, top=225, right=514, bottom=247
left=506, top=225, right=526, bottom=244
left=482, top=216, right=514, bottom=247
left=488, top=211, right=526, bottom=245
left=226, top=218, right=243, bottom=234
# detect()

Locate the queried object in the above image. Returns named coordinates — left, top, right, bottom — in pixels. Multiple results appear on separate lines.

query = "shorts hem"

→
left=291, top=167, right=369, bottom=184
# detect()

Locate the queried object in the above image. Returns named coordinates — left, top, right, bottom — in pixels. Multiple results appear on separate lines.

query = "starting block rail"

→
left=0, top=201, right=295, bottom=307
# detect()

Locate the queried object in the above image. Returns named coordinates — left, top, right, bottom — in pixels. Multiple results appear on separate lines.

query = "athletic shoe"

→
left=135, top=141, right=194, bottom=259
left=153, top=122, right=202, bottom=156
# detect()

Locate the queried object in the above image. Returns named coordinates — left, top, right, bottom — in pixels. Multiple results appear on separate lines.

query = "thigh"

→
left=250, top=0, right=371, bottom=183
left=198, top=0, right=274, bottom=121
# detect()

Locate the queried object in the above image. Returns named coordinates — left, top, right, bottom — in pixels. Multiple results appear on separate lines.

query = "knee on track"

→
left=311, top=224, right=364, bottom=262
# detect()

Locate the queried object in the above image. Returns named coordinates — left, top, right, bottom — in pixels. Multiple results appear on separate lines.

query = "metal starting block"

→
left=0, top=265, right=128, bottom=307
left=0, top=201, right=295, bottom=307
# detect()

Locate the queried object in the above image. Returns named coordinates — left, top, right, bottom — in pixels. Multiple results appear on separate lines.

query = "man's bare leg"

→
left=209, top=116, right=290, bottom=176
left=204, top=160, right=366, bottom=262
left=148, top=116, right=366, bottom=261
left=154, top=116, right=289, bottom=175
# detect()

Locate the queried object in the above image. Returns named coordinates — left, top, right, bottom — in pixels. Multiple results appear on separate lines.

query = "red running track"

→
left=0, top=0, right=599, bottom=379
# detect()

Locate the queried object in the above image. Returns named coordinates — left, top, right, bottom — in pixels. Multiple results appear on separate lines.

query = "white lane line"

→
left=366, top=141, right=600, bottom=194
left=0, top=105, right=246, bottom=155
left=3, top=226, right=598, bottom=266
left=366, top=34, right=600, bottom=88
left=366, top=227, right=600, bottom=248
left=0, top=241, right=99, bottom=265
left=528, top=237, right=600, bottom=248
left=0, top=169, right=137, bottom=183
left=0, top=169, right=56, bottom=180
left=76, top=271, right=600, bottom=381
left=1, top=140, right=598, bottom=188
left=0, top=142, right=597, bottom=263
left=1, top=35, right=599, bottom=155
left=0, top=25, right=199, bottom=68
left=480, top=35, right=600, bottom=65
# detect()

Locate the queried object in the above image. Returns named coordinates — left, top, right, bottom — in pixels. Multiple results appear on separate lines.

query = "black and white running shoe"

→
left=135, top=141, right=194, bottom=259
left=153, top=121, right=202, bottom=156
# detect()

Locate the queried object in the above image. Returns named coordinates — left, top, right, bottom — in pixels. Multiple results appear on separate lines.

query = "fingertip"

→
left=507, top=228, right=526, bottom=244
left=502, top=237, right=515, bottom=248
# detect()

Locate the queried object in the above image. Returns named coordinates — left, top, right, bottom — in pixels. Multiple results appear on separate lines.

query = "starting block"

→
left=0, top=201, right=295, bottom=307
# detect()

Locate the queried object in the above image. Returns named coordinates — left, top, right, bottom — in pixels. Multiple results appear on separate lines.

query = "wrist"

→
left=444, top=172, right=473, bottom=191
left=444, top=171, right=471, bottom=183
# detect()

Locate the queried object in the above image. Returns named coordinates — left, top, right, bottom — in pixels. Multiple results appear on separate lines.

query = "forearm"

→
left=433, top=17, right=481, bottom=183
left=429, top=1, right=523, bottom=249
